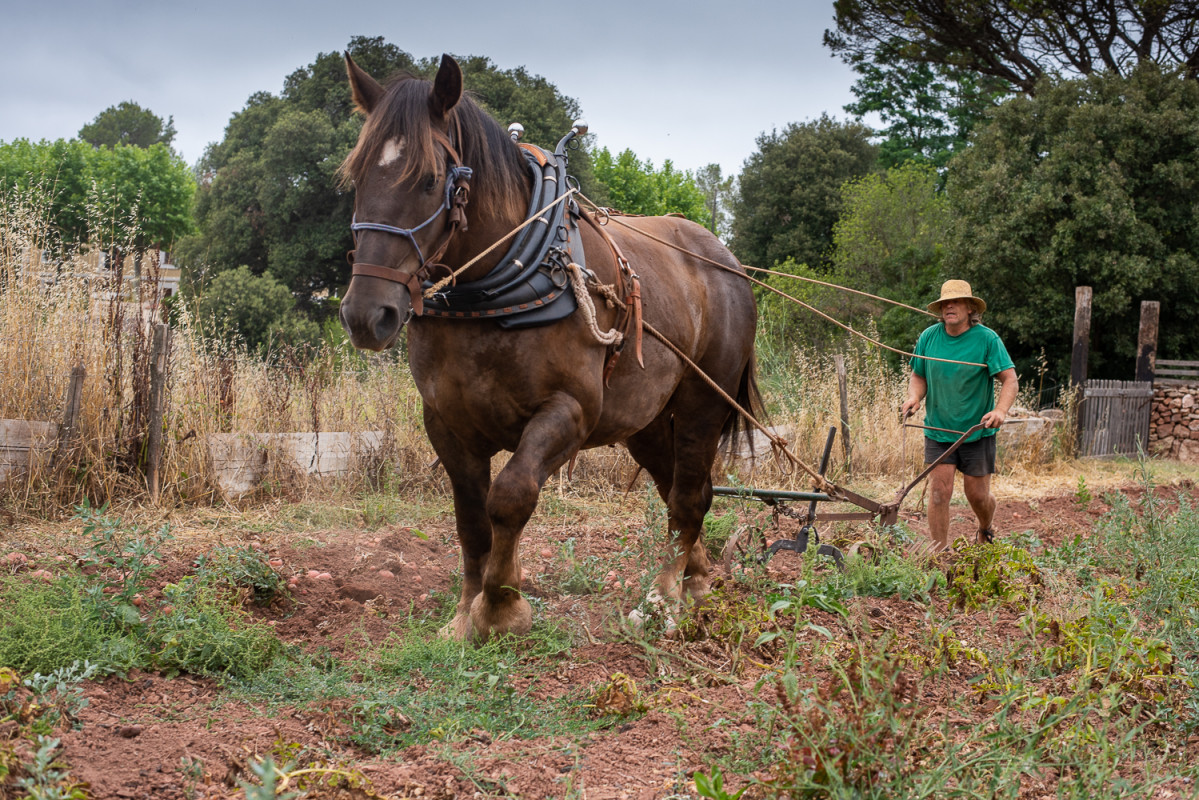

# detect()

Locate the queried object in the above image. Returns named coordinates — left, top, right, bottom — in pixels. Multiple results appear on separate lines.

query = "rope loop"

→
left=566, top=263, right=624, bottom=347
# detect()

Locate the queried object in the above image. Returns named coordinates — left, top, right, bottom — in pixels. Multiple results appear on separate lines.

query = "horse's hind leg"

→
left=626, top=401, right=722, bottom=609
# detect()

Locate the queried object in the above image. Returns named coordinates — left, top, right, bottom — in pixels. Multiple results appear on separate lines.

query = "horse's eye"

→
left=422, top=174, right=438, bottom=193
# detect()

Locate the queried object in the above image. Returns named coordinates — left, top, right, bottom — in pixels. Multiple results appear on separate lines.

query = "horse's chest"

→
left=408, top=332, right=597, bottom=446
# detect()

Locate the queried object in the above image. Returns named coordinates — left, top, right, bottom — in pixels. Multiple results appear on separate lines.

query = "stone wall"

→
left=1149, top=383, right=1199, bottom=463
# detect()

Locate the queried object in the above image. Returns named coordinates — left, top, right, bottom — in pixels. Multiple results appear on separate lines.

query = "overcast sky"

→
left=1, top=0, right=866, bottom=178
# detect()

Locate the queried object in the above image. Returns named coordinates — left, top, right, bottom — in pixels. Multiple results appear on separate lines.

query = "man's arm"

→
left=901, top=372, right=927, bottom=419
left=981, top=368, right=1018, bottom=428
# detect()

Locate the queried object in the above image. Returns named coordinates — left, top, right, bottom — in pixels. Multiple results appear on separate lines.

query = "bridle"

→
left=348, top=123, right=472, bottom=318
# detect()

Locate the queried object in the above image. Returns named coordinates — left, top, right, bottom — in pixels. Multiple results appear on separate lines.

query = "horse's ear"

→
left=430, top=54, right=463, bottom=119
left=345, top=52, right=385, bottom=115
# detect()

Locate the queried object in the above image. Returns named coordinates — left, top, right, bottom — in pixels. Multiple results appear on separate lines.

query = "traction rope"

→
left=744, top=265, right=937, bottom=319
left=575, top=194, right=985, bottom=371
left=578, top=265, right=835, bottom=492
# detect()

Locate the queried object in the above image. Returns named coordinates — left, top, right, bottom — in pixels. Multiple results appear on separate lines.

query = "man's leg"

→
left=962, top=473, right=996, bottom=540
left=926, top=463, right=958, bottom=551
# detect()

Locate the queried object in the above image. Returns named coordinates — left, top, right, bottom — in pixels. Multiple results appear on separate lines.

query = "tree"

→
left=844, top=39, right=1009, bottom=169
left=730, top=115, right=877, bottom=271
left=179, top=36, right=591, bottom=317
left=0, top=138, right=194, bottom=253
left=190, top=265, right=320, bottom=353
left=590, top=147, right=710, bottom=223
left=824, top=0, right=1199, bottom=97
left=946, top=65, right=1199, bottom=380
left=79, top=101, right=176, bottom=149
left=829, top=162, right=949, bottom=359
left=694, top=163, right=735, bottom=239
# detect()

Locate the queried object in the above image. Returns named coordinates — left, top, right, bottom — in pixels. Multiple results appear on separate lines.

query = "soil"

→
left=5, top=477, right=1199, bottom=800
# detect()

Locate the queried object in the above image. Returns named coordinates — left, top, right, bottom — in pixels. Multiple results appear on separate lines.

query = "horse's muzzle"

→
left=339, top=286, right=411, bottom=351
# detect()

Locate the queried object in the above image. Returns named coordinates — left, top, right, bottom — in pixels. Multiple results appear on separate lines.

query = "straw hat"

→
left=928, top=279, right=986, bottom=314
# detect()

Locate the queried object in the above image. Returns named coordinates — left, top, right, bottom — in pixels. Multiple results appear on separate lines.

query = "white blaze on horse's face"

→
left=377, top=137, right=405, bottom=167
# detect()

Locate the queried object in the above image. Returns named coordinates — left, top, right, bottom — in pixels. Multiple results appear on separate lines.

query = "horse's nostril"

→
left=373, top=305, right=400, bottom=344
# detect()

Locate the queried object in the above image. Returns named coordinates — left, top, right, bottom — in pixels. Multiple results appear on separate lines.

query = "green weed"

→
left=545, top=538, right=604, bottom=596
left=154, top=577, right=285, bottom=680
left=193, top=545, right=287, bottom=606
left=945, top=540, right=1041, bottom=610
left=1075, top=475, right=1093, bottom=508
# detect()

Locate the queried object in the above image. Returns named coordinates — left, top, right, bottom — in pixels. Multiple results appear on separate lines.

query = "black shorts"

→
left=924, top=435, right=996, bottom=478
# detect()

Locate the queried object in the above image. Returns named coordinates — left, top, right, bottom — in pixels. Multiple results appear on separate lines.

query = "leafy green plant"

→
left=153, top=578, right=285, bottom=680
left=14, top=736, right=88, bottom=800
left=239, top=756, right=300, bottom=800
left=694, top=764, right=746, bottom=800
left=546, top=538, right=604, bottom=596
left=1074, top=475, right=1093, bottom=508
left=76, top=502, right=171, bottom=628
left=194, top=545, right=287, bottom=606
left=703, top=509, right=740, bottom=559
left=945, top=540, right=1041, bottom=611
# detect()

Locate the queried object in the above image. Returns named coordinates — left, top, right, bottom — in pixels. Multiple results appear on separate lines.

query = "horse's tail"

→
left=721, top=352, right=766, bottom=458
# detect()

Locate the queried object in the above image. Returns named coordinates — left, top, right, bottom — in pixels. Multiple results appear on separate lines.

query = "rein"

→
left=574, top=195, right=986, bottom=371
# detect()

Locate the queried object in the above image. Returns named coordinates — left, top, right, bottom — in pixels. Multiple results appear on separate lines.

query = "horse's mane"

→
left=338, top=73, right=530, bottom=211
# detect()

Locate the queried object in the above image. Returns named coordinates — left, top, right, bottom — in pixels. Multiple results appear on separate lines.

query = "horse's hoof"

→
left=683, top=575, right=711, bottom=602
left=469, top=593, right=533, bottom=641
left=439, top=612, right=473, bottom=641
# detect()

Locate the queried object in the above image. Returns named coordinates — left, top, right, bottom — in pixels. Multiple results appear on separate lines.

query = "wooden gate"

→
left=1081, top=379, right=1154, bottom=457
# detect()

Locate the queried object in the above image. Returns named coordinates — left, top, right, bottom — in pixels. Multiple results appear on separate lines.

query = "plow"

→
left=713, top=421, right=989, bottom=568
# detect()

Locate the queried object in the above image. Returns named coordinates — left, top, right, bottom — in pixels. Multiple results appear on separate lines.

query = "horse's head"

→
left=338, top=53, right=467, bottom=351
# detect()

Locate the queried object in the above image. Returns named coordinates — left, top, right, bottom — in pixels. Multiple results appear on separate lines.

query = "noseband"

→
left=349, top=125, right=472, bottom=317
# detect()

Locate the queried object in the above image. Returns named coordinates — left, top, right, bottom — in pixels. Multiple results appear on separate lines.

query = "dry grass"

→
left=0, top=191, right=434, bottom=515
left=0, top=189, right=1098, bottom=519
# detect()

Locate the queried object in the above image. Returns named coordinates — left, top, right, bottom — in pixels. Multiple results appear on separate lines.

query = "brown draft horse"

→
left=337, top=54, right=760, bottom=641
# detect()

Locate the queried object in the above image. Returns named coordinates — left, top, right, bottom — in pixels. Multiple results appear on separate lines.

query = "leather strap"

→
left=351, top=262, right=425, bottom=316
left=581, top=211, right=644, bottom=374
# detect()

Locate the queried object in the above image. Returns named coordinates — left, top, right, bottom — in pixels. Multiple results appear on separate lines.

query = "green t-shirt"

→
left=912, top=323, right=1015, bottom=443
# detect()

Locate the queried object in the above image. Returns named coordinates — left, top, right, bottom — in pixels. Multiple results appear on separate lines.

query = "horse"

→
left=337, top=53, right=761, bottom=641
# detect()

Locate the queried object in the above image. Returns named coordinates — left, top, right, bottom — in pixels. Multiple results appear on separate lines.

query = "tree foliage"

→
left=830, top=162, right=949, bottom=359
left=824, top=0, right=1199, bottom=96
left=589, top=147, right=709, bottom=223
left=189, top=265, right=320, bottom=353
left=844, top=39, right=1009, bottom=169
left=79, top=101, right=177, bottom=149
left=0, top=138, right=194, bottom=251
left=694, top=163, right=735, bottom=239
left=179, top=37, right=591, bottom=317
left=730, top=115, right=877, bottom=271
left=946, top=65, right=1199, bottom=379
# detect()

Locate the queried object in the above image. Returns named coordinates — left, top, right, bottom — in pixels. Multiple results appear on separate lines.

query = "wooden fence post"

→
left=147, top=324, right=171, bottom=504
left=1071, top=287, right=1092, bottom=389
left=1136, top=300, right=1160, bottom=383
left=834, top=354, right=852, bottom=477
left=52, top=365, right=86, bottom=466
left=1071, top=287, right=1093, bottom=456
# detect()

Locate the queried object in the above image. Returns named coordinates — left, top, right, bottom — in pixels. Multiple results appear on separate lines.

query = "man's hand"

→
left=900, top=397, right=920, bottom=420
left=980, top=409, right=1007, bottom=428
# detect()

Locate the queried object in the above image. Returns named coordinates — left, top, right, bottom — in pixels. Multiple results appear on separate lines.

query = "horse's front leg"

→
left=471, top=394, right=589, bottom=641
left=424, top=410, right=494, bottom=641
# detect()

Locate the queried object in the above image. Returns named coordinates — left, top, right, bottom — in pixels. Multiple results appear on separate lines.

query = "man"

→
left=900, top=280, right=1018, bottom=551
